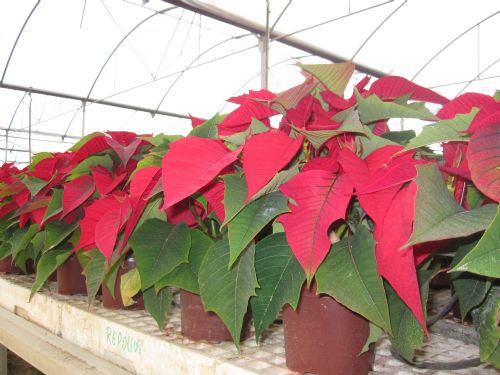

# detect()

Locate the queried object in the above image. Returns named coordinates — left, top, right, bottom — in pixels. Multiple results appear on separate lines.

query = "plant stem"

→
left=189, top=200, right=211, bottom=237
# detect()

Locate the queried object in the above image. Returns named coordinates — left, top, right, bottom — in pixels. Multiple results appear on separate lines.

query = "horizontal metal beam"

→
left=0, top=82, right=191, bottom=119
left=0, top=147, right=28, bottom=153
left=162, top=0, right=387, bottom=78
left=0, top=127, right=80, bottom=140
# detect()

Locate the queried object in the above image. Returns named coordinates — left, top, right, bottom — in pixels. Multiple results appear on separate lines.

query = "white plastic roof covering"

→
left=1, top=0, right=499, bottom=164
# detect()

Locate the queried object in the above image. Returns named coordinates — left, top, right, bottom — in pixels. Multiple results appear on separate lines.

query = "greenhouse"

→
left=0, top=1, right=499, bottom=374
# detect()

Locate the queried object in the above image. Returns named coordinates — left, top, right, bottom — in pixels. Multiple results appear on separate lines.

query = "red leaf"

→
left=468, top=106, right=500, bottom=134
left=369, top=76, right=449, bottom=105
left=0, top=202, right=17, bottom=218
left=91, top=166, right=126, bottom=196
left=278, top=170, right=353, bottom=279
left=117, top=166, right=162, bottom=253
left=166, top=199, right=205, bottom=227
left=437, top=92, right=494, bottom=120
left=218, top=90, right=278, bottom=136
left=200, top=179, right=225, bottom=222
left=189, top=115, right=205, bottom=128
left=28, top=157, right=57, bottom=181
left=73, top=195, right=122, bottom=251
left=62, top=175, right=95, bottom=217
left=302, top=155, right=339, bottom=173
left=15, top=197, right=51, bottom=216
left=372, top=121, right=390, bottom=136
left=374, top=182, right=427, bottom=331
left=95, top=196, right=131, bottom=262
left=69, top=136, right=109, bottom=166
left=106, top=136, right=142, bottom=167
left=30, top=207, right=46, bottom=227
left=467, top=123, right=500, bottom=202
left=162, top=137, right=242, bottom=210
left=243, top=131, right=303, bottom=201
left=356, top=160, right=418, bottom=194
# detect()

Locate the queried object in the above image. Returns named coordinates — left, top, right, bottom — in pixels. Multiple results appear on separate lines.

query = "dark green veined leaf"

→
left=472, top=286, right=500, bottom=368
left=222, top=173, right=247, bottom=226
left=143, top=286, right=173, bottom=329
left=316, top=226, right=391, bottom=333
left=405, top=164, right=497, bottom=247
left=380, top=130, right=416, bottom=145
left=356, top=90, right=437, bottom=124
left=10, top=224, right=39, bottom=261
left=228, top=192, right=289, bottom=267
left=249, top=164, right=299, bottom=203
left=402, top=110, right=476, bottom=152
left=250, top=233, right=305, bottom=341
left=21, top=176, right=49, bottom=197
left=43, top=221, right=78, bottom=252
left=155, top=229, right=213, bottom=294
left=451, top=240, right=492, bottom=318
left=83, top=249, right=107, bottom=305
left=450, top=205, right=500, bottom=278
left=42, top=189, right=63, bottom=223
left=199, top=239, right=258, bottom=347
left=30, top=248, right=72, bottom=300
left=387, top=267, right=438, bottom=362
left=130, top=219, right=190, bottom=289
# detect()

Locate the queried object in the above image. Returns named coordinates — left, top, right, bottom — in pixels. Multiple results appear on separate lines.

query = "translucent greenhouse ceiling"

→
left=1, top=0, right=499, bottom=165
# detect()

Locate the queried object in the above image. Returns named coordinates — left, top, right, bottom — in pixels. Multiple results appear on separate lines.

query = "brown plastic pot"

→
left=180, top=289, right=251, bottom=343
left=0, top=256, right=34, bottom=274
left=102, top=256, right=144, bottom=310
left=0, top=256, right=22, bottom=273
left=57, top=254, right=87, bottom=295
left=283, top=285, right=374, bottom=375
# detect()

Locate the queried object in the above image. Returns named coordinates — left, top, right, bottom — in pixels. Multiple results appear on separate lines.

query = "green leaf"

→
left=10, top=224, right=39, bottom=261
left=473, top=286, right=500, bottom=368
left=228, top=192, right=289, bottom=267
left=466, top=186, right=486, bottom=209
left=380, top=130, right=416, bottom=145
left=356, top=91, right=437, bottom=124
left=120, top=268, right=142, bottom=307
left=199, top=239, right=258, bottom=346
left=189, top=114, right=225, bottom=139
left=221, top=118, right=269, bottom=145
left=451, top=241, right=492, bottom=318
left=402, top=110, right=477, bottom=152
left=143, top=286, right=173, bottom=330
left=102, top=252, right=125, bottom=299
left=222, top=173, right=248, bottom=226
left=42, top=189, right=63, bottom=223
left=250, top=233, right=305, bottom=341
left=249, top=164, right=299, bottom=203
left=146, top=134, right=183, bottom=147
left=360, top=323, right=383, bottom=354
left=0, top=242, right=12, bottom=261
left=135, top=197, right=166, bottom=231
left=405, top=164, right=497, bottom=247
left=387, top=267, right=437, bottom=362
left=68, top=132, right=105, bottom=152
left=155, top=229, right=213, bottom=294
left=83, top=249, right=107, bottom=305
left=21, top=176, right=49, bottom=197
left=358, top=125, right=398, bottom=158
left=316, top=226, right=391, bottom=333
left=68, top=155, right=113, bottom=180
left=292, top=109, right=365, bottom=149
left=450, top=205, right=500, bottom=278
left=43, top=221, right=77, bottom=252
left=300, top=62, right=354, bottom=96
left=130, top=219, right=190, bottom=289
left=30, top=248, right=72, bottom=300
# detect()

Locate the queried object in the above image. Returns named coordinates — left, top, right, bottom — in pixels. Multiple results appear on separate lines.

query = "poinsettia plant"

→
left=150, top=62, right=498, bottom=367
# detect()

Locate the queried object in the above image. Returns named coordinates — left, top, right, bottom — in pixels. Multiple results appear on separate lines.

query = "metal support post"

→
left=28, top=92, right=32, bottom=163
left=260, top=0, right=270, bottom=90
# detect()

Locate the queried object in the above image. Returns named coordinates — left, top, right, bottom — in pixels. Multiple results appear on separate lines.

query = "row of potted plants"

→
left=0, top=62, right=498, bottom=374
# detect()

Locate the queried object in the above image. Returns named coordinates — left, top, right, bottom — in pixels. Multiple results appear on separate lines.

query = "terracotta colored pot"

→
left=180, top=289, right=251, bottom=343
left=0, top=256, right=22, bottom=274
left=102, top=257, right=144, bottom=310
left=283, top=285, right=374, bottom=375
left=0, top=256, right=34, bottom=274
left=57, top=254, right=87, bottom=295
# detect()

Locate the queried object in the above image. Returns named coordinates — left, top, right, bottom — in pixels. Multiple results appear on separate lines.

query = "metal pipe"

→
left=28, top=92, right=32, bottom=163
left=261, top=0, right=270, bottom=89
left=0, top=127, right=80, bottom=140
left=0, top=82, right=191, bottom=119
left=162, top=0, right=387, bottom=78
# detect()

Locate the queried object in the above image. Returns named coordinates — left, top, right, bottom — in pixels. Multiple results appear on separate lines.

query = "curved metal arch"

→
left=456, top=57, right=500, bottom=96
left=351, top=0, right=407, bottom=60
left=1, top=0, right=42, bottom=83
left=85, top=5, right=177, bottom=101
left=412, top=10, right=500, bottom=81
left=154, top=32, right=254, bottom=112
